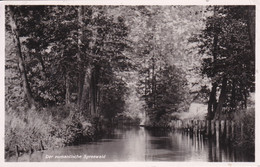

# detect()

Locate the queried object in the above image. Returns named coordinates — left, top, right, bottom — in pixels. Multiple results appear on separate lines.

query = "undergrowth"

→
left=5, top=105, right=95, bottom=159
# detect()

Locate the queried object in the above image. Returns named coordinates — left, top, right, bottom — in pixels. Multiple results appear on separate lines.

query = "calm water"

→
left=8, top=126, right=254, bottom=162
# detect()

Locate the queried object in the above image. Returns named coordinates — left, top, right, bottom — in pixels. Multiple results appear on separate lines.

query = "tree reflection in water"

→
left=9, top=126, right=254, bottom=162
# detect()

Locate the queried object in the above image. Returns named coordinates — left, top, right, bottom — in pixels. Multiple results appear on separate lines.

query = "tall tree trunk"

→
left=96, top=86, right=101, bottom=114
left=147, top=68, right=150, bottom=103
left=207, top=6, right=219, bottom=120
left=90, top=65, right=100, bottom=116
left=65, top=72, right=70, bottom=105
left=80, top=66, right=92, bottom=112
left=77, top=6, right=85, bottom=108
left=91, top=69, right=96, bottom=116
left=8, top=7, right=36, bottom=109
left=246, top=6, right=255, bottom=57
left=243, top=88, right=247, bottom=109
left=207, top=82, right=217, bottom=120
left=231, top=79, right=236, bottom=112
left=77, top=71, right=84, bottom=107
left=144, top=71, right=147, bottom=100
left=215, top=77, right=228, bottom=119
left=152, top=57, right=156, bottom=109
left=146, top=68, right=151, bottom=108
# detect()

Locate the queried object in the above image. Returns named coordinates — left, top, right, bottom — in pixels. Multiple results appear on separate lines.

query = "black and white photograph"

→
left=2, top=2, right=256, bottom=164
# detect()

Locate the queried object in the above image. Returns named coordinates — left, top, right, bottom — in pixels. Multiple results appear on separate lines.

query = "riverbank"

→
left=5, top=105, right=96, bottom=160
left=5, top=105, right=142, bottom=161
left=5, top=104, right=254, bottom=161
left=141, top=107, right=254, bottom=155
left=6, top=126, right=254, bottom=162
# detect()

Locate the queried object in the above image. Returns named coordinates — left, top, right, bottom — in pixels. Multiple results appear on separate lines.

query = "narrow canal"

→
left=8, top=126, right=254, bottom=162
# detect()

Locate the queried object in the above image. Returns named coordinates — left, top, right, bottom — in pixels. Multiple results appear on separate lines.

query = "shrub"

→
left=5, top=106, right=94, bottom=159
left=5, top=109, right=50, bottom=157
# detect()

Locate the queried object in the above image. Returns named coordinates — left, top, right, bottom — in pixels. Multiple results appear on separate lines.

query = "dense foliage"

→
left=6, top=6, right=129, bottom=116
left=196, top=6, right=255, bottom=119
left=5, top=5, right=130, bottom=156
left=5, top=5, right=255, bottom=157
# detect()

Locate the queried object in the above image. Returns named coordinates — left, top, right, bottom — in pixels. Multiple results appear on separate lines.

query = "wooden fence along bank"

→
left=170, top=119, right=244, bottom=143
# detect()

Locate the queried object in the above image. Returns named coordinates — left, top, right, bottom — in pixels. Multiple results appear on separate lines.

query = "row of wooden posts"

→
left=170, top=119, right=244, bottom=141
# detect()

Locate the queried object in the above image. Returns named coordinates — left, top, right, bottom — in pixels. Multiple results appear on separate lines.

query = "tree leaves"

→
left=197, top=6, right=255, bottom=115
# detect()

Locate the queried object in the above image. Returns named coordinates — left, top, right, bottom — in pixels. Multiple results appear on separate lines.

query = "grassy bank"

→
left=5, top=106, right=96, bottom=159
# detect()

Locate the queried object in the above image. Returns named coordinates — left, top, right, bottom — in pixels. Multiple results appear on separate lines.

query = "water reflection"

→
left=8, top=126, right=254, bottom=162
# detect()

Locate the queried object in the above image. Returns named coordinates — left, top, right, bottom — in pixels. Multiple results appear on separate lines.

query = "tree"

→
left=77, top=6, right=130, bottom=116
left=119, top=6, right=193, bottom=125
left=7, top=6, right=36, bottom=109
left=198, top=6, right=255, bottom=119
left=6, top=6, right=130, bottom=120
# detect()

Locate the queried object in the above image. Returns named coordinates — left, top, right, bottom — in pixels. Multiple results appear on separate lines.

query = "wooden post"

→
left=178, top=120, right=181, bottom=129
left=207, top=120, right=210, bottom=136
left=231, top=121, right=235, bottom=140
left=197, top=120, right=199, bottom=135
left=187, top=120, right=190, bottom=131
left=191, top=120, right=194, bottom=133
left=15, top=145, right=19, bottom=158
left=202, top=120, right=204, bottom=133
left=191, top=120, right=194, bottom=132
left=226, top=120, right=230, bottom=140
left=202, top=120, right=206, bottom=131
left=220, top=120, right=225, bottom=138
left=194, top=120, right=198, bottom=135
left=40, top=140, right=44, bottom=151
left=211, top=120, right=215, bottom=136
left=190, top=120, right=193, bottom=132
left=29, top=146, right=33, bottom=155
left=216, top=120, right=220, bottom=148
left=198, top=120, right=201, bottom=133
left=193, top=120, right=196, bottom=134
